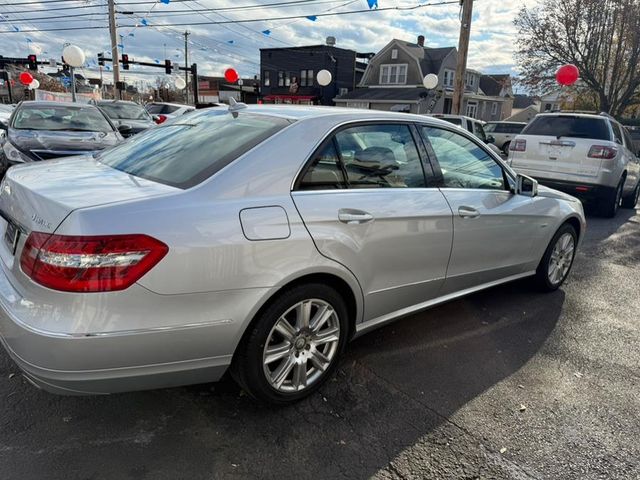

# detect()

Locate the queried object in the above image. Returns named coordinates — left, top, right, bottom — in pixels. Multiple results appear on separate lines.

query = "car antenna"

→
left=228, top=97, right=247, bottom=114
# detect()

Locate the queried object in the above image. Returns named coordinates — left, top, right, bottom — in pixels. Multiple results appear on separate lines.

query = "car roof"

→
left=18, top=101, right=98, bottom=109
left=96, top=100, right=139, bottom=105
left=197, top=104, right=468, bottom=130
left=148, top=102, right=193, bottom=108
left=535, top=112, right=610, bottom=120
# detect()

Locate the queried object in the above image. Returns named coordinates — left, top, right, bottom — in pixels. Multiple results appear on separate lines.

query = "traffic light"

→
left=27, top=54, right=37, bottom=71
left=164, top=59, right=172, bottom=74
left=122, top=54, right=129, bottom=70
left=97, top=52, right=104, bottom=66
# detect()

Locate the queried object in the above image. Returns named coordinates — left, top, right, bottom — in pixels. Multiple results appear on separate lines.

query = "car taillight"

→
left=587, top=145, right=617, bottom=159
left=510, top=139, right=527, bottom=152
left=20, top=233, right=168, bottom=292
left=155, top=114, right=168, bottom=124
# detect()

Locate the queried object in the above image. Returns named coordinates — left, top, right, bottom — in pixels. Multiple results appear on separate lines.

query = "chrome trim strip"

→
left=354, top=271, right=536, bottom=337
left=368, top=276, right=444, bottom=295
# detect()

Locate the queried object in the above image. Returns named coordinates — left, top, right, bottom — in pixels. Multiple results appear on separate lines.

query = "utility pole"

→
left=183, top=30, right=190, bottom=104
left=452, top=0, right=473, bottom=115
left=108, top=0, right=121, bottom=99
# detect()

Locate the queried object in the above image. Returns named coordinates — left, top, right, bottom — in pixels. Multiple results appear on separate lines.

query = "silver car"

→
left=0, top=105, right=585, bottom=404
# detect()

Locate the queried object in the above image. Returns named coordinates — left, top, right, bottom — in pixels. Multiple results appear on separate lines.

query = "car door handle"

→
left=338, top=209, right=374, bottom=224
left=458, top=206, right=480, bottom=219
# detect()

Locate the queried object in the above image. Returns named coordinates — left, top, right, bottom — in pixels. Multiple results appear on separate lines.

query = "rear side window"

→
left=523, top=116, right=611, bottom=140
left=146, top=104, right=179, bottom=115
left=299, top=124, right=426, bottom=190
left=97, top=111, right=290, bottom=189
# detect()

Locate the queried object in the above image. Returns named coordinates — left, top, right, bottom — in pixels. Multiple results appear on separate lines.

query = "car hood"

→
left=8, top=128, right=120, bottom=159
left=0, top=155, right=178, bottom=234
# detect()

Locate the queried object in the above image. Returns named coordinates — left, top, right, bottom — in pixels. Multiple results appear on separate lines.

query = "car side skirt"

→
left=354, top=270, right=536, bottom=338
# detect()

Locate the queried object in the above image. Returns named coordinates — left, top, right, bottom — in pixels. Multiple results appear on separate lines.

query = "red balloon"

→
left=19, top=72, right=34, bottom=86
left=556, top=64, right=579, bottom=86
left=224, top=68, right=239, bottom=83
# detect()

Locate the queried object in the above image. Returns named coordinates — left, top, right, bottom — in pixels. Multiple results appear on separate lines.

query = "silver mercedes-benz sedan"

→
left=0, top=104, right=585, bottom=404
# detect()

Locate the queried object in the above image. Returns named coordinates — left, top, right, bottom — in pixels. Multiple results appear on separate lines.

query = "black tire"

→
left=621, top=181, right=640, bottom=209
left=600, top=179, right=624, bottom=218
left=502, top=141, right=511, bottom=156
left=231, top=283, right=349, bottom=405
left=534, top=223, right=578, bottom=292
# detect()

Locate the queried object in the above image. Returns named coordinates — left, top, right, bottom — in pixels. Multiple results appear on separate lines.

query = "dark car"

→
left=0, top=101, right=124, bottom=174
left=94, top=100, right=155, bottom=136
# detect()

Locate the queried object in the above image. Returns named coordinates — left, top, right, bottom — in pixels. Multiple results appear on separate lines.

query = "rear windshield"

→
left=99, top=103, right=151, bottom=121
left=96, top=110, right=291, bottom=189
left=523, top=115, right=611, bottom=140
left=146, top=104, right=180, bottom=115
left=12, top=105, right=113, bottom=132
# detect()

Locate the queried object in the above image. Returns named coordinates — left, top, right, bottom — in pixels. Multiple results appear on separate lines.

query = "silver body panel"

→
left=0, top=106, right=586, bottom=394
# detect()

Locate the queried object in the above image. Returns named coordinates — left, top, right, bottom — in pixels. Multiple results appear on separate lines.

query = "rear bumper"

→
left=0, top=264, right=271, bottom=395
left=533, top=178, right=614, bottom=204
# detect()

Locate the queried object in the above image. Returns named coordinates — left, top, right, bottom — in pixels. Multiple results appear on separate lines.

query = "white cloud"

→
left=0, top=0, right=543, bottom=85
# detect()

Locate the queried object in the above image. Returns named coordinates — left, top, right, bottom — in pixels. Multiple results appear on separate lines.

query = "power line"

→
left=1, top=0, right=348, bottom=16
left=0, top=1, right=461, bottom=33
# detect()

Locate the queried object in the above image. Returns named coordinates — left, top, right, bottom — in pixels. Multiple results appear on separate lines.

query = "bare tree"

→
left=515, top=0, right=640, bottom=117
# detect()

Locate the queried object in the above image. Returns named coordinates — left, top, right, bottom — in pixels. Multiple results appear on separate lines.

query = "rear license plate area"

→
left=4, top=220, right=19, bottom=255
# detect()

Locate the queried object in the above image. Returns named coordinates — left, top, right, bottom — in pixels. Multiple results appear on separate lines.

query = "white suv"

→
left=509, top=112, right=640, bottom=217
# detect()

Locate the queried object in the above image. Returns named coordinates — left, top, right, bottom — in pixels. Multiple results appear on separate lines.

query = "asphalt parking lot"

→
left=1, top=209, right=639, bottom=480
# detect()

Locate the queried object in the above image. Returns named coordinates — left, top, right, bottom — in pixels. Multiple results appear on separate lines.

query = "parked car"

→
left=429, top=114, right=501, bottom=154
left=0, top=104, right=13, bottom=125
left=0, top=105, right=585, bottom=404
left=145, top=102, right=195, bottom=124
left=484, top=121, right=527, bottom=154
left=509, top=112, right=640, bottom=217
left=94, top=100, right=155, bottom=137
left=624, top=125, right=640, bottom=153
left=0, top=101, right=126, bottom=176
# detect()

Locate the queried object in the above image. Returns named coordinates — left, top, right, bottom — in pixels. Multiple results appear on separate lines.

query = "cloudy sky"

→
left=0, top=0, right=538, bottom=85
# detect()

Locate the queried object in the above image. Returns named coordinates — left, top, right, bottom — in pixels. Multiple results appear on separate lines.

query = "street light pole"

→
left=70, top=66, right=77, bottom=102
left=183, top=30, right=190, bottom=104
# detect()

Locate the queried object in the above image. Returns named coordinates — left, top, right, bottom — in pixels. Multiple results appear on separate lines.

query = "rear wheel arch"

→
left=233, top=272, right=360, bottom=359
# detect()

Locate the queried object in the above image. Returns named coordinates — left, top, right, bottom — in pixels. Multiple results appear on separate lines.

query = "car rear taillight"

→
left=510, top=139, right=527, bottom=152
left=155, top=114, right=168, bottom=124
left=587, top=145, right=618, bottom=159
left=20, top=233, right=168, bottom=292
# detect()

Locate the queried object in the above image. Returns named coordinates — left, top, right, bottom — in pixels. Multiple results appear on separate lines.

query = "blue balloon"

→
left=306, top=15, right=317, bottom=21
left=367, top=0, right=378, bottom=8
left=262, top=30, right=271, bottom=36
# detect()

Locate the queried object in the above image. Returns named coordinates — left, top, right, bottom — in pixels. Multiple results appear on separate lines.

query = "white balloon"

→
left=29, top=79, right=40, bottom=90
left=175, top=77, right=186, bottom=90
left=62, top=44, right=85, bottom=68
left=423, top=73, right=438, bottom=89
left=317, top=69, right=332, bottom=86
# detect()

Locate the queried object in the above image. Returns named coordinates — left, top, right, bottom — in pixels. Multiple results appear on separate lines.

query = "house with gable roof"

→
left=334, top=35, right=514, bottom=121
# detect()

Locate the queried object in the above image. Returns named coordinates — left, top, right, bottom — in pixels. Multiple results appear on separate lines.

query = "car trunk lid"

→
left=510, top=115, right=612, bottom=178
left=0, top=155, right=178, bottom=236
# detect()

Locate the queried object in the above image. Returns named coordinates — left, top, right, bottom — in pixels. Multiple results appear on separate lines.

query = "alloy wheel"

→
left=262, top=299, right=341, bottom=393
left=547, top=232, right=575, bottom=285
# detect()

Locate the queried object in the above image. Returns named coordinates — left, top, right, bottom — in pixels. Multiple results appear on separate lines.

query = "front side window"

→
left=299, top=124, right=426, bottom=190
left=484, top=123, right=497, bottom=133
left=379, top=64, right=408, bottom=85
left=97, top=111, right=290, bottom=189
left=421, top=126, right=506, bottom=190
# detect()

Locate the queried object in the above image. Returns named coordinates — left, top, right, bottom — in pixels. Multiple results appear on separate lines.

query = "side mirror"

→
left=0, top=120, right=7, bottom=131
left=486, top=135, right=495, bottom=144
left=117, top=124, right=133, bottom=136
left=516, top=173, right=538, bottom=197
